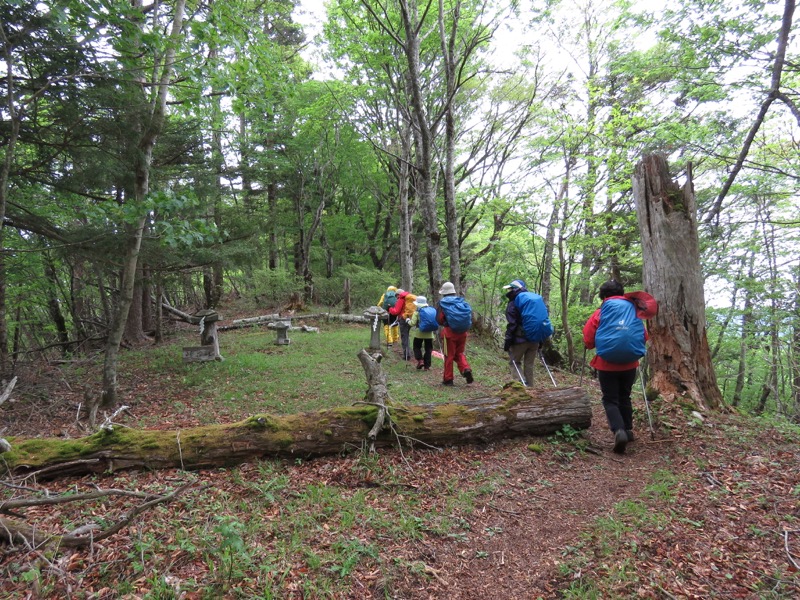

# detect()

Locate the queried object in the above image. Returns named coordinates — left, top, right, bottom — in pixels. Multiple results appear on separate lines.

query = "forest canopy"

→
left=0, top=0, right=798, bottom=418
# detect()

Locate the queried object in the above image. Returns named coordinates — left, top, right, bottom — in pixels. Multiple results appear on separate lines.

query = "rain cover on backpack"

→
left=417, top=306, right=439, bottom=332
left=595, top=298, right=646, bottom=363
left=439, top=296, right=472, bottom=333
left=514, top=291, right=554, bottom=343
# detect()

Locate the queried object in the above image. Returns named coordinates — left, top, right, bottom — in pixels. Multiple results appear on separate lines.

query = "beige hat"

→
left=439, top=281, right=456, bottom=295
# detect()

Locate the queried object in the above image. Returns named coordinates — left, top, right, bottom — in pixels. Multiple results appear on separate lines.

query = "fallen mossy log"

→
left=2, top=385, right=591, bottom=480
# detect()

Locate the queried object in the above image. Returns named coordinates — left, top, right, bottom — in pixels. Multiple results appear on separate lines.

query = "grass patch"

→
left=116, top=322, right=511, bottom=424
left=557, top=468, right=682, bottom=588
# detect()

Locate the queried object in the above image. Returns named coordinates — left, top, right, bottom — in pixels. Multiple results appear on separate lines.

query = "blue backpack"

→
left=417, top=306, right=438, bottom=332
left=514, top=292, right=554, bottom=343
left=439, top=296, right=472, bottom=333
left=595, top=298, right=646, bottom=363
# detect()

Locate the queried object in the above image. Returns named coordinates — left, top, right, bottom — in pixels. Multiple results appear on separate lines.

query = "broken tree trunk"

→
left=632, top=154, right=723, bottom=410
left=1, top=384, right=590, bottom=480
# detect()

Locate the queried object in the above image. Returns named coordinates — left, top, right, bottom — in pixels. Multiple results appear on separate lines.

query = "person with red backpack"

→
left=436, top=281, right=474, bottom=386
left=583, top=280, right=649, bottom=454
left=389, top=289, right=417, bottom=361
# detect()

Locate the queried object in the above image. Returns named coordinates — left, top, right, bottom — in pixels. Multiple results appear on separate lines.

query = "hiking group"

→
left=378, top=281, right=474, bottom=386
left=378, top=277, right=655, bottom=455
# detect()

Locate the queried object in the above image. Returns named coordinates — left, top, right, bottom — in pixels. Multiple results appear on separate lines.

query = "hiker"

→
left=436, top=281, right=474, bottom=386
left=582, top=280, right=648, bottom=455
left=407, top=296, right=436, bottom=370
left=390, top=289, right=417, bottom=360
left=377, top=285, right=400, bottom=346
left=502, top=279, right=553, bottom=386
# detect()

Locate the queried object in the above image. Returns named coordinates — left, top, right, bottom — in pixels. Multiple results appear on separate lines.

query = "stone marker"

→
left=183, top=309, right=223, bottom=362
left=363, top=306, right=388, bottom=353
left=274, top=321, right=291, bottom=345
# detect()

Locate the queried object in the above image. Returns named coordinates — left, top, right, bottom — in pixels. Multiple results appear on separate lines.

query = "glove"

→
left=503, top=341, right=511, bottom=352
left=406, top=318, right=412, bottom=326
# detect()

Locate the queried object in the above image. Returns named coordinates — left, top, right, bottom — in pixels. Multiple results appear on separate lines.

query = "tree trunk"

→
left=398, top=121, right=414, bottom=292
left=399, top=0, right=442, bottom=295
left=632, top=154, right=722, bottom=410
left=123, top=271, right=149, bottom=344
left=0, top=37, right=23, bottom=378
left=733, top=248, right=756, bottom=406
left=792, top=264, right=800, bottom=421
left=2, top=382, right=591, bottom=480
left=440, top=3, right=461, bottom=291
left=69, top=257, right=89, bottom=342
left=154, top=280, right=164, bottom=344
left=99, top=0, right=186, bottom=416
left=42, top=249, right=70, bottom=355
left=101, top=216, right=149, bottom=413
left=206, top=71, right=225, bottom=310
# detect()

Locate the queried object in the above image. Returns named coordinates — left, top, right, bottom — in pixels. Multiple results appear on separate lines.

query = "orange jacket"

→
left=389, top=291, right=417, bottom=319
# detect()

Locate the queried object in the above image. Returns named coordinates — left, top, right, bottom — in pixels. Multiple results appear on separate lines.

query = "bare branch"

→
left=705, top=0, right=796, bottom=224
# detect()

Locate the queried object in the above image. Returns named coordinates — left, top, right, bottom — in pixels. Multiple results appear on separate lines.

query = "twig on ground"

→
left=486, top=503, right=520, bottom=516
left=701, top=471, right=723, bottom=487
left=784, top=530, right=800, bottom=570
left=0, top=481, right=198, bottom=549
left=1, top=487, right=160, bottom=512
left=99, top=405, right=130, bottom=431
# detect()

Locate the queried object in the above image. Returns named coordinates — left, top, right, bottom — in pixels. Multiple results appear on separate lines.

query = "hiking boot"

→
left=442, top=380, right=454, bottom=386
left=626, top=430, right=635, bottom=442
left=464, top=370, right=474, bottom=384
left=613, top=429, right=628, bottom=454
left=416, top=360, right=424, bottom=370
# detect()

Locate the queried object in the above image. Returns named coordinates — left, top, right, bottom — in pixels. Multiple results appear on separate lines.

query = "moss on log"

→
left=2, top=384, right=590, bottom=479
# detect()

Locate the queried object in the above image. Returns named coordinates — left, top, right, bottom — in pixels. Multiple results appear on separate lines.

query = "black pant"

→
left=399, top=319, right=412, bottom=359
left=413, top=338, right=433, bottom=368
left=597, top=368, right=637, bottom=432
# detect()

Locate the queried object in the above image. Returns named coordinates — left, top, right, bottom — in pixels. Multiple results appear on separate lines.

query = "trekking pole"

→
left=509, top=352, right=527, bottom=386
left=540, top=349, right=557, bottom=387
left=579, top=347, right=587, bottom=386
left=639, top=366, right=655, bottom=440
left=404, top=321, right=411, bottom=366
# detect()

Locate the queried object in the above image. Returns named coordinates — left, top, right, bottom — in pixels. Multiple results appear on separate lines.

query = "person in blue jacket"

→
left=503, top=279, right=539, bottom=386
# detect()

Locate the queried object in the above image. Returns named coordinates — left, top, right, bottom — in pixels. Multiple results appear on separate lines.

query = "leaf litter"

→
left=1, top=324, right=798, bottom=598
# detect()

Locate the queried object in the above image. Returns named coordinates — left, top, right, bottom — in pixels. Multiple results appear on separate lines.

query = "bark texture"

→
left=632, top=154, right=722, bottom=410
left=1, top=385, right=590, bottom=480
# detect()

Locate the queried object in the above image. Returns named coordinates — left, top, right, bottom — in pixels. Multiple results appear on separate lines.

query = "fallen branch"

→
left=357, top=351, right=390, bottom=451
left=1, top=487, right=159, bottom=512
left=219, top=312, right=371, bottom=331
left=0, top=377, right=17, bottom=407
left=785, top=530, right=800, bottom=570
left=159, top=299, right=204, bottom=324
left=0, top=481, right=197, bottom=549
